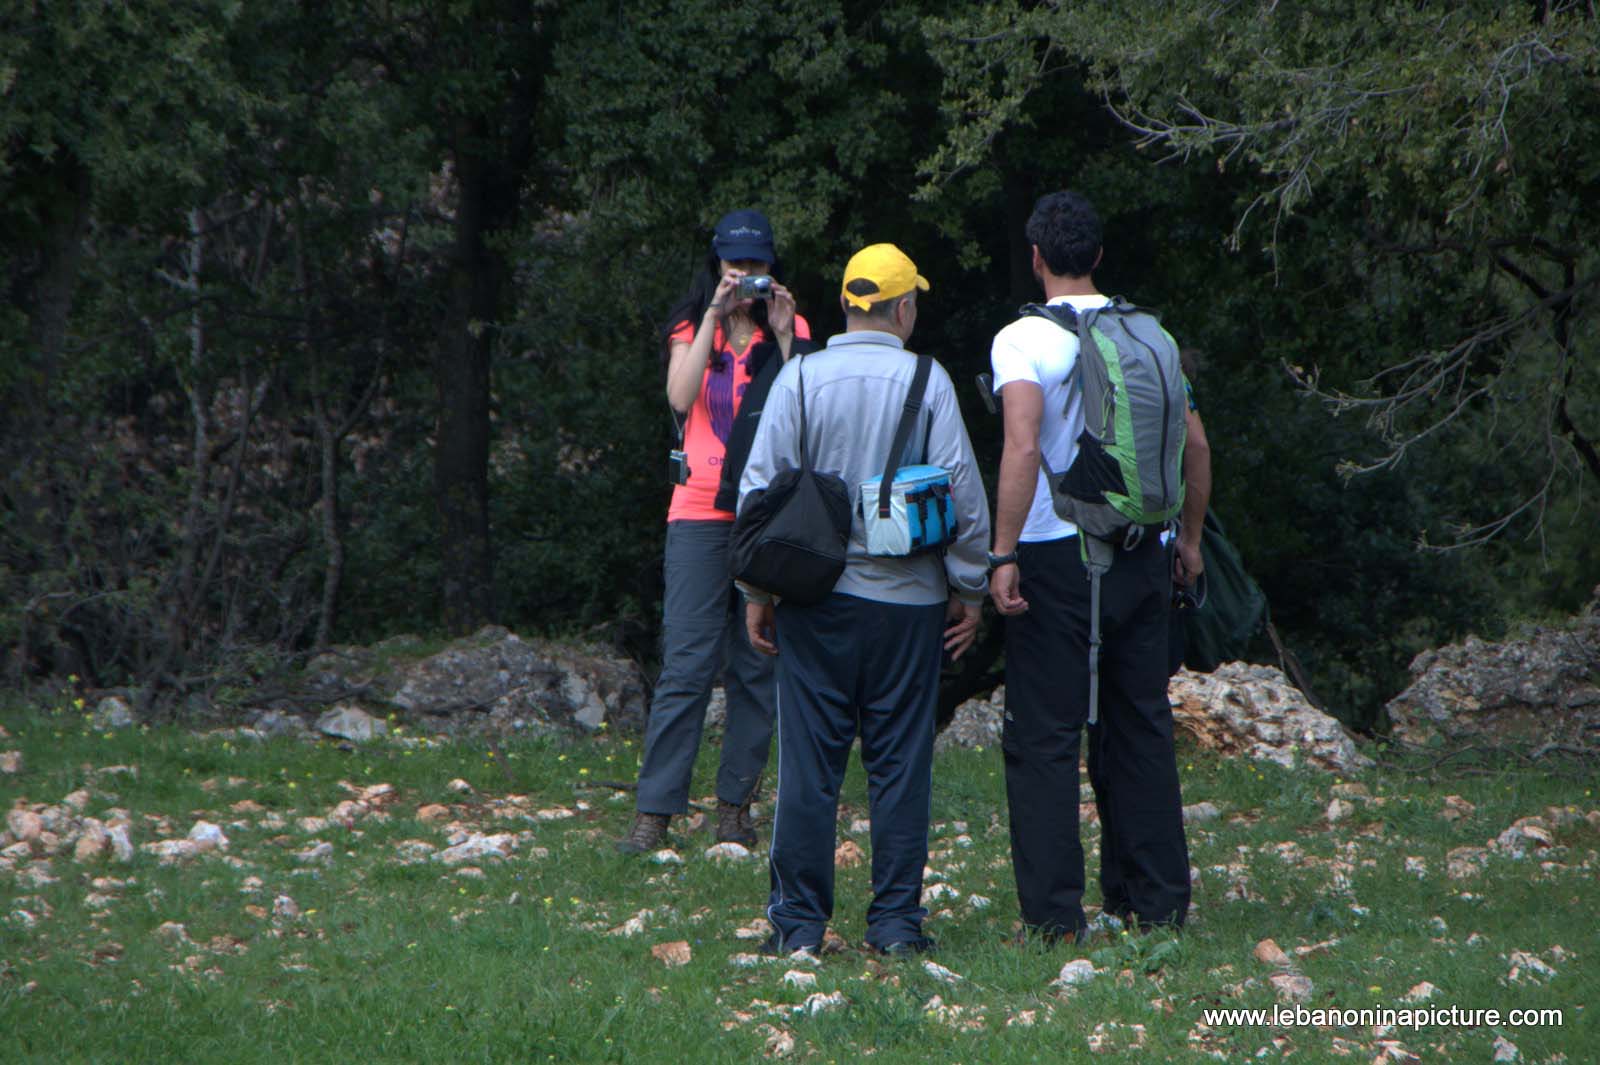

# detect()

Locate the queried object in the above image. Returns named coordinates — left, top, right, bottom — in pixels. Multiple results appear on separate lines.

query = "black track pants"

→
left=1002, top=534, right=1190, bottom=935
left=766, top=593, right=946, bottom=951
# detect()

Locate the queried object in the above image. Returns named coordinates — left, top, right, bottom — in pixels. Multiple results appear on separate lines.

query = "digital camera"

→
left=735, top=275, right=773, bottom=300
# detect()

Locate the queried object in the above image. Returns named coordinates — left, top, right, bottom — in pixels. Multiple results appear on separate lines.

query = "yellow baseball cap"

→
left=841, top=243, right=930, bottom=311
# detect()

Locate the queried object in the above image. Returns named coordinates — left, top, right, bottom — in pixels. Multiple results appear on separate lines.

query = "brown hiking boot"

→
left=615, top=812, right=670, bottom=855
left=715, top=800, right=757, bottom=848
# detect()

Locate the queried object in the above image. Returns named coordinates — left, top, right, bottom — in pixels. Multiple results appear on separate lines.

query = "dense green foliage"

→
left=4, top=1, right=1598, bottom=727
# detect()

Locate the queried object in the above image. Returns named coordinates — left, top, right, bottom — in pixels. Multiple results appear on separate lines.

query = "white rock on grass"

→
left=1492, top=1035, right=1520, bottom=1062
left=1268, top=973, right=1314, bottom=1002
left=1492, top=820, right=1555, bottom=858
left=272, top=895, right=301, bottom=920
left=608, top=910, right=652, bottom=937
left=1446, top=847, right=1488, bottom=879
left=187, top=821, right=229, bottom=852
left=315, top=704, right=388, bottom=742
left=782, top=969, right=817, bottom=989
left=294, top=842, right=334, bottom=865
left=108, top=825, right=134, bottom=864
left=434, top=833, right=516, bottom=866
left=923, top=961, right=963, bottom=985
left=74, top=821, right=109, bottom=862
left=922, top=883, right=961, bottom=905
left=966, top=895, right=992, bottom=911
left=7, top=810, right=42, bottom=843
left=15, top=864, right=57, bottom=888
left=734, top=918, right=772, bottom=940
left=649, top=849, right=683, bottom=865
left=153, top=921, right=193, bottom=945
left=801, top=991, right=846, bottom=1015
left=1253, top=939, right=1292, bottom=968
left=1403, top=981, right=1438, bottom=1002
left=92, top=696, right=136, bottom=730
left=141, top=840, right=201, bottom=863
left=1053, top=959, right=1098, bottom=988
left=762, top=1026, right=796, bottom=1058
left=0, top=751, right=22, bottom=774
left=704, top=842, right=753, bottom=862
left=1183, top=802, right=1221, bottom=824
left=1087, top=1022, right=1147, bottom=1053
left=1506, top=951, right=1556, bottom=984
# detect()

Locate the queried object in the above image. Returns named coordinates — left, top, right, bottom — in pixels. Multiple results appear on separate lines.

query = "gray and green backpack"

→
left=1024, top=298, right=1189, bottom=723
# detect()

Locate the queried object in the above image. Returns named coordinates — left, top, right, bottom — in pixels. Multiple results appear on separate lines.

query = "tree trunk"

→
left=431, top=3, right=548, bottom=636
left=139, top=207, right=211, bottom=715
left=435, top=126, right=499, bottom=635
left=15, top=151, right=92, bottom=408
left=2, top=152, right=91, bottom=684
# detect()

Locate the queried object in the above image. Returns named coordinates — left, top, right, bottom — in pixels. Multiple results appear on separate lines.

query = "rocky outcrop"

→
left=939, top=666, right=1367, bottom=774
left=1385, top=608, right=1600, bottom=748
left=935, top=687, right=1004, bottom=754
left=300, top=625, right=647, bottom=738
left=1169, top=663, right=1370, bottom=774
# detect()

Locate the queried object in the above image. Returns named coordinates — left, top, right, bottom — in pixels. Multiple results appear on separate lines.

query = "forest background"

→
left=3, top=0, right=1597, bottom=732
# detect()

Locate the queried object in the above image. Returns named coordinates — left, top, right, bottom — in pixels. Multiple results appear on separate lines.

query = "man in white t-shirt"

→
left=986, top=191, right=1204, bottom=942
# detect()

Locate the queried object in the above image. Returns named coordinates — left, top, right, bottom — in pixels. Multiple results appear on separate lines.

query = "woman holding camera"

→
left=617, top=209, right=814, bottom=855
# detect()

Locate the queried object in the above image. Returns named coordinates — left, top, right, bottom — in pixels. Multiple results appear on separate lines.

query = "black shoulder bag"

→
left=728, top=357, right=853, bottom=605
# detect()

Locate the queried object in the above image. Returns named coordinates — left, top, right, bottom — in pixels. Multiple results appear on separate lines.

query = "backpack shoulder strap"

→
left=877, top=354, right=933, bottom=518
left=1019, top=301, right=1079, bottom=330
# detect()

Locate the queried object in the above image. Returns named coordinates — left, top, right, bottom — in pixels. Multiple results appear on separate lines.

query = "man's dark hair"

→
left=1026, top=191, right=1101, bottom=278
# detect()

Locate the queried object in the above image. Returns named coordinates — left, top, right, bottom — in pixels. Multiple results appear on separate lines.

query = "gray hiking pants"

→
left=635, top=520, right=776, bottom=814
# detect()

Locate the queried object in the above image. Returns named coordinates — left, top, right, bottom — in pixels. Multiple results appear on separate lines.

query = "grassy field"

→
left=0, top=698, right=1595, bottom=1064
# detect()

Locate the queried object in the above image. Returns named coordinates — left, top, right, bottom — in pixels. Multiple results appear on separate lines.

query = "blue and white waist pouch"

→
left=859, top=464, right=959, bottom=557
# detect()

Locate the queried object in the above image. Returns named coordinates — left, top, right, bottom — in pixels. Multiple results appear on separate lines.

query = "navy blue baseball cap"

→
left=712, top=208, right=776, bottom=263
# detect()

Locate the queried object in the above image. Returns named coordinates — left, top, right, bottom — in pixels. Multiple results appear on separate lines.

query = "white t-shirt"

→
left=988, top=293, right=1112, bottom=543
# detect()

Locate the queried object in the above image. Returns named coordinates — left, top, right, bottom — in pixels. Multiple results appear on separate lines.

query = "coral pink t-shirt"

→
left=666, top=313, right=811, bottom=522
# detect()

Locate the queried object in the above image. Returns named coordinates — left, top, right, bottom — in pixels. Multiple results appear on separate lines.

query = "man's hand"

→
left=988, top=561, right=1027, bottom=615
left=943, top=597, right=981, bottom=660
left=1174, top=537, right=1204, bottom=587
left=746, top=601, right=778, bottom=656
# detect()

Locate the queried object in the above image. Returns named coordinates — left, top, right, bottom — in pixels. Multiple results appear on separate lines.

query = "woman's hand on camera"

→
left=708, top=268, right=744, bottom=315
left=767, top=281, right=796, bottom=339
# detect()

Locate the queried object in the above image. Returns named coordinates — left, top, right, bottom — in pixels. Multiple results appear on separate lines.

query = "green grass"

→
left=0, top=699, right=1595, bottom=1064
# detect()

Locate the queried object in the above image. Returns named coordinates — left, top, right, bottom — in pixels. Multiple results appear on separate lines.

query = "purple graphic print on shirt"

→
left=705, top=346, right=737, bottom=444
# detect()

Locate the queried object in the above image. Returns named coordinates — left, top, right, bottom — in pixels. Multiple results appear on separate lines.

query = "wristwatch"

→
left=986, top=550, right=1018, bottom=572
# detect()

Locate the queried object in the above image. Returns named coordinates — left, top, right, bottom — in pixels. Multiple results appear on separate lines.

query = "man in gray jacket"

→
left=739, top=243, right=991, bottom=956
